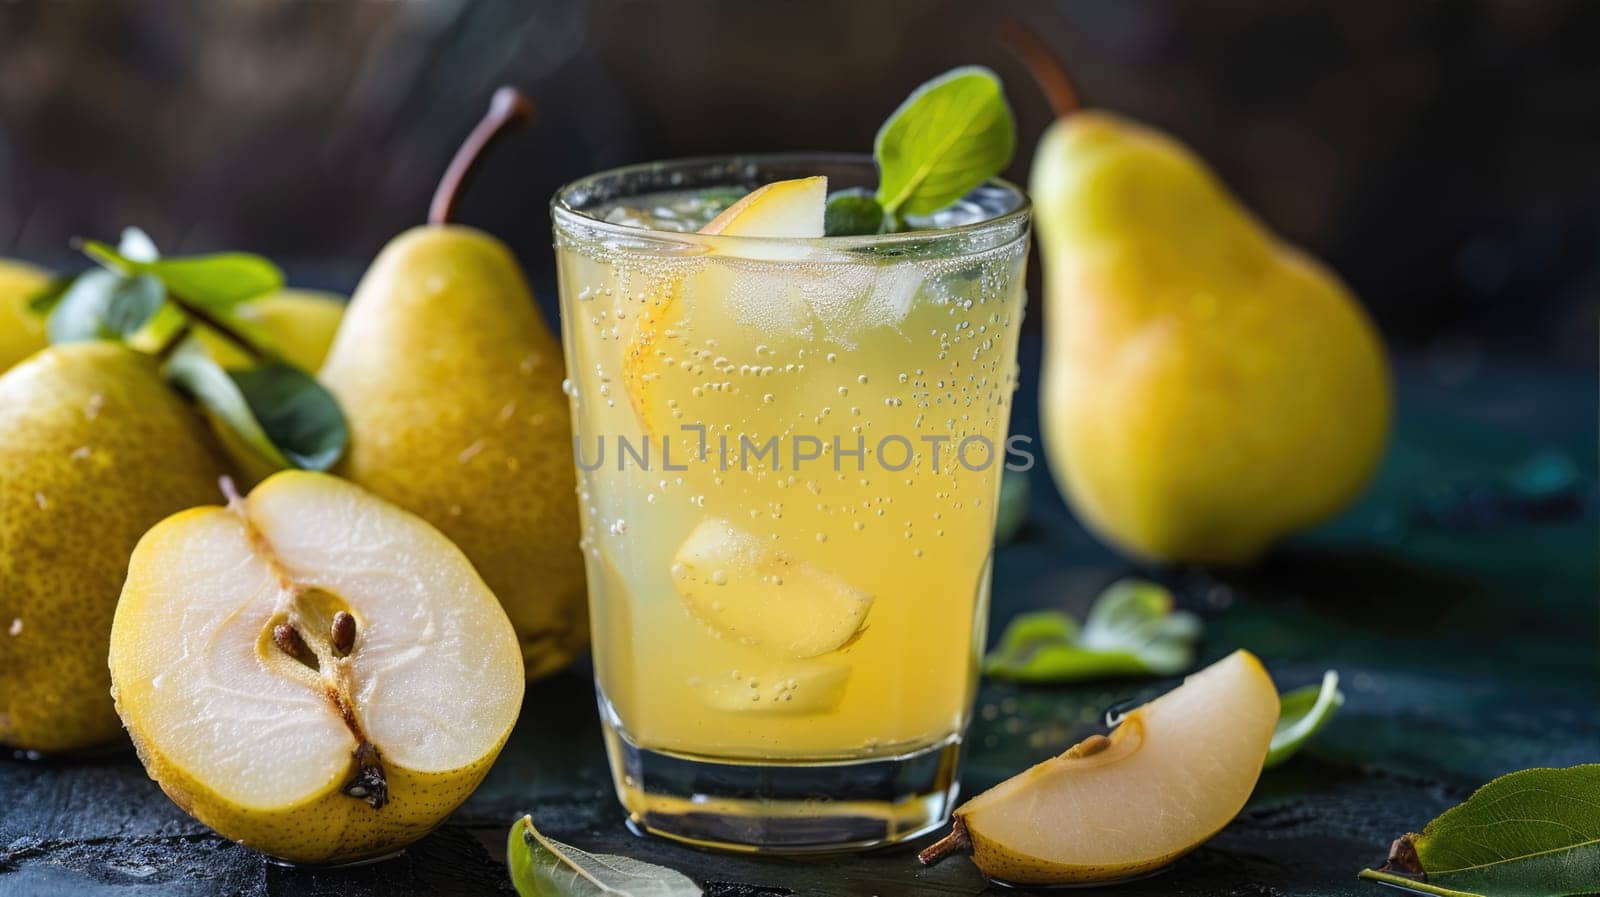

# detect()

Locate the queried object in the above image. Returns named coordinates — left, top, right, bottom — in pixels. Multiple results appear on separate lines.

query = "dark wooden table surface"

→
left=3, top=345, right=1596, bottom=897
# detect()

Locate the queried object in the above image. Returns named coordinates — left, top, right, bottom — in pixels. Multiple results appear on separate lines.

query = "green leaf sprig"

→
left=28, top=227, right=347, bottom=473
left=508, top=815, right=702, bottom=897
left=824, top=66, right=1015, bottom=235
left=984, top=580, right=1202, bottom=682
left=1359, top=764, right=1600, bottom=897
left=1265, top=670, right=1344, bottom=768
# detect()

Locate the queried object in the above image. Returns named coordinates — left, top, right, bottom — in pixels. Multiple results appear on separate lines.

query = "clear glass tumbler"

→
left=551, top=155, right=1030, bottom=852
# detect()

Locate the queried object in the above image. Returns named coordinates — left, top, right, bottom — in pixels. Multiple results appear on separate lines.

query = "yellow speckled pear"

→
left=319, top=88, right=587, bottom=678
left=1010, top=28, right=1391, bottom=565
left=0, top=342, right=230, bottom=753
left=0, top=258, right=51, bottom=372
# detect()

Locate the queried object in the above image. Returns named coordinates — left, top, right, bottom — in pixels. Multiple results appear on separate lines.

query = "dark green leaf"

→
left=25, top=275, right=75, bottom=314
left=1265, top=670, right=1344, bottom=768
left=874, top=66, right=1015, bottom=217
left=993, top=469, right=1029, bottom=545
left=166, top=341, right=346, bottom=471
left=1361, top=765, right=1600, bottom=897
left=507, top=815, right=701, bottom=897
left=984, top=580, right=1201, bottom=682
left=83, top=240, right=282, bottom=310
left=824, top=190, right=886, bottom=236
left=46, top=269, right=165, bottom=343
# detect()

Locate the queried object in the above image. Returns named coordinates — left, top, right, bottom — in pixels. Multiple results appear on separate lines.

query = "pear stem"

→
left=428, top=86, right=536, bottom=226
left=996, top=19, right=1082, bottom=117
left=917, top=817, right=973, bottom=866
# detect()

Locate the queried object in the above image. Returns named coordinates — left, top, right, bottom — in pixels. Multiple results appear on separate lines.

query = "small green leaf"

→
left=507, top=815, right=701, bottom=897
left=993, top=469, right=1029, bottom=545
left=984, top=580, right=1201, bottom=683
left=824, top=190, right=886, bottom=236
left=166, top=341, right=346, bottom=471
left=83, top=240, right=282, bottom=310
left=1265, top=670, right=1344, bottom=768
left=46, top=269, right=165, bottom=343
left=1361, top=765, right=1600, bottom=897
left=874, top=66, right=1015, bottom=218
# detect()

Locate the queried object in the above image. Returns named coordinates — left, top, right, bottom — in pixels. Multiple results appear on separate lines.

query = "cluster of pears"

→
left=1010, top=26, right=1392, bottom=564
left=0, top=87, right=585, bottom=864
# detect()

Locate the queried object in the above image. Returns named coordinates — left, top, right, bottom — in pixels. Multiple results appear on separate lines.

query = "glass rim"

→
left=550, top=152, right=1031, bottom=254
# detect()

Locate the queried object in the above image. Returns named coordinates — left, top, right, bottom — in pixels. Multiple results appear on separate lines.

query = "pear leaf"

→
left=1360, top=765, right=1600, bottom=897
left=82, top=239, right=282, bottom=310
left=993, top=469, right=1029, bottom=546
left=824, top=189, right=886, bottom=236
left=984, top=579, right=1201, bottom=682
left=507, top=815, right=701, bottom=897
left=1265, top=670, right=1344, bottom=768
left=875, top=66, right=1015, bottom=218
left=25, top=276, right=75, bottom=315
left=46, top=269, right=166, bottom=343
left=165, top=340, right=346, bottom=471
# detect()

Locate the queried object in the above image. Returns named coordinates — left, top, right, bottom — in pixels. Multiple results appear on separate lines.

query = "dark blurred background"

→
left=1, top=0, right=1597, bottom=368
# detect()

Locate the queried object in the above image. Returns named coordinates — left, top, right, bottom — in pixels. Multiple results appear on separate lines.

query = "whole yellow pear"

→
left=0, top=259, right=51, bottom=372
left=320, top=88, right=586, bottom=679
left=0, top=342, right=230, bottom=752
left=1017, top=34, right=1389, bottom=565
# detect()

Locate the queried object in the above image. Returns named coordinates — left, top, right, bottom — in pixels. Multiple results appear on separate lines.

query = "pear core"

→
left=109, top=472, right=524, bottom=863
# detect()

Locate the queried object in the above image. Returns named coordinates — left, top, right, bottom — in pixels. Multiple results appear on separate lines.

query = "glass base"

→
left=598, top=694, right=961, bottom=854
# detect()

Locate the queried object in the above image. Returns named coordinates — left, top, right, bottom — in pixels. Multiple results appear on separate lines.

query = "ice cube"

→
left=671, top=518, right=873, bottom=658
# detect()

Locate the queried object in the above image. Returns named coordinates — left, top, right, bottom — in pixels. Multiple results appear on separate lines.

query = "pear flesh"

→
left=109, top=471, right=525, bottom=865
left=1036, top=112, right=1390, bottom=564
left=320, top=226, right=587, bottom=679
left=928, top=650, right=1279, bottom=885
left=0, top=343, right=230, bottom=752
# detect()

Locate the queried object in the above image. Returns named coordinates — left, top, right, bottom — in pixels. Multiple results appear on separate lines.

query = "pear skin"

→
left=0, top=343, right=231, bottom=752
left=319, top=226, right=587, bottom=678
left=0, top=259, right=51, bottom=372
left=1034, top=111, right=1390, bottom=564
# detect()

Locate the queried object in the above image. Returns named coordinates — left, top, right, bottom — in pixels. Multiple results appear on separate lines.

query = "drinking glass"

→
left=551, top=155, right=1030, bottom=852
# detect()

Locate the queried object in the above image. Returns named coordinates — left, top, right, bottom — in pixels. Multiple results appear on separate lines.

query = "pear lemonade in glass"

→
left=552, top=69, right=1029, bottom=851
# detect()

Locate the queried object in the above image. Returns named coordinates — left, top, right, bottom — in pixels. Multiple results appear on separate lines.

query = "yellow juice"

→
left=555, top=190, right=1028, bottom=761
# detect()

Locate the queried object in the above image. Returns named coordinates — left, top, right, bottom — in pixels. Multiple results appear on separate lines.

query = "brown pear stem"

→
left=428, top=86, right=535, bottom=226
left=996, top=19, right=1082, bottom=117
left=918, top=817, right=973, bottom=866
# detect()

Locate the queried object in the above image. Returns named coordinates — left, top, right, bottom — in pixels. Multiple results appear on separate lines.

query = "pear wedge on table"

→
left=320, top=88, right=586, bottom=679
left=0, top=342, right=231, bottom=753
left=920, top=650, right=1279, bottom=885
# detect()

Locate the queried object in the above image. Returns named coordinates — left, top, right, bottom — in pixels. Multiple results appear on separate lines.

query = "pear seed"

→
left=273, top=623, right=314, bottom=666
left=331, top=612, right=357, bottom=655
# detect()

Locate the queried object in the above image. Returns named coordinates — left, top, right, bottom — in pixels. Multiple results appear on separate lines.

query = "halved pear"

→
left=921, top=650, right=1279, bottom=885
left=621, top=176, right=827, bottom=435
left=671, top=517, right=872, bottom=658
left=108, top=471, right=524, bottom=865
